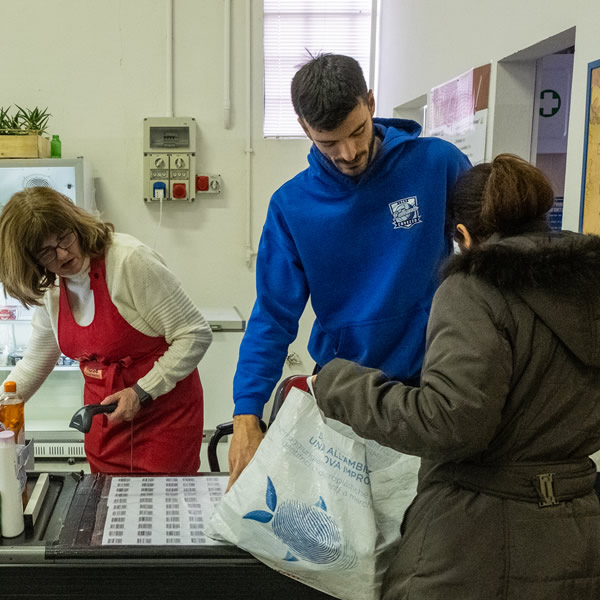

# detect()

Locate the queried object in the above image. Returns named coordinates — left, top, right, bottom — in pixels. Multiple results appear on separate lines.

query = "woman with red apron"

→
left=59, top=257, right=204, bottom=473
left=0, top=187, right=211, bottom=476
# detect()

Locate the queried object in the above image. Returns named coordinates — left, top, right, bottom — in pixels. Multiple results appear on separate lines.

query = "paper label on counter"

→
left=102, top=476, right=228, bottom=545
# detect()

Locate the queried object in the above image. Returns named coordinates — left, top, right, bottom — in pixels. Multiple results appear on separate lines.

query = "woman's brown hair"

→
left=451, top=153, right=555, bottom=245
left=0, top=187, right=114, bottom=307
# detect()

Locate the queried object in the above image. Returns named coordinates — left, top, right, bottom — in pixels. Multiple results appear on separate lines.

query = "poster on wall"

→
left=581, top=59, right=600, bottom=234
left=425, top=64, right=491, bottom=165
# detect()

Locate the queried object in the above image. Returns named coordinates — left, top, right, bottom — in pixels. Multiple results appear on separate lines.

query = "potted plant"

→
left=0, top=106, right=52, bottom=158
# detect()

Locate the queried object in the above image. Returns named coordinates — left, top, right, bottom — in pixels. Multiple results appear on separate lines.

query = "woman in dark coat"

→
left=313, top=154, right=600, bottom=599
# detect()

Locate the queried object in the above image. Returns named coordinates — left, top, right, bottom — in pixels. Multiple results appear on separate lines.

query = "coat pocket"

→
left=507, top=496, right=600, bottom=586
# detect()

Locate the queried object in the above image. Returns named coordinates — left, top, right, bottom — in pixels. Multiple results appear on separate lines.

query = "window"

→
left=264, top=0, right=374, bottom=138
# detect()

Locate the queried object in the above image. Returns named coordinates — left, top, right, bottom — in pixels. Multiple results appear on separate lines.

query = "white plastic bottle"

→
left=0, top=429, right=24, bottom=537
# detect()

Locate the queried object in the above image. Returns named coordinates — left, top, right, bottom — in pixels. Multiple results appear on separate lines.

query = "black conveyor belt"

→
left=0, top=472, right=336, bottom=600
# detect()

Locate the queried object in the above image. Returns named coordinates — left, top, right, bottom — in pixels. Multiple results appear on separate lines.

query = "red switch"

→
left=196, top=175, right=209, bottom=192
left=173, top=183, right=187, bottom=199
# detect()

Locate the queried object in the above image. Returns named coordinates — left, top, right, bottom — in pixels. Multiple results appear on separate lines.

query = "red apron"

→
left=58, top=256, right=203, bottom=474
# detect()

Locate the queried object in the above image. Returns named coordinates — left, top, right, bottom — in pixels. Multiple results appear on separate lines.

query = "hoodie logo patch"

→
left=389, top=196, right=422, bottom=229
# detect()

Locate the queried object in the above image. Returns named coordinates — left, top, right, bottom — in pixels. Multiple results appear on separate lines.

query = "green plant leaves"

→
left=0, top=105, right=51, bottom=135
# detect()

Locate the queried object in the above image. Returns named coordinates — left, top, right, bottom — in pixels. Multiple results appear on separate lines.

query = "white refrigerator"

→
left=0, top=157, right=95, bottom=212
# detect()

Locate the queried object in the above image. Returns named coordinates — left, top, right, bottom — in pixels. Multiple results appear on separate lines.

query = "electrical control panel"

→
left=143, top=117, right=196, bottom=202
left=143, top=117, right=222, bottom=202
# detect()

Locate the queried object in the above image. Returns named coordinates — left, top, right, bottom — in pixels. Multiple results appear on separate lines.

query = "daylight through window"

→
left=264, top=0, right=373, bottom=138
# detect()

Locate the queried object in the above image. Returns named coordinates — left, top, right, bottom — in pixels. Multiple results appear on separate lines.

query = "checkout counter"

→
left=1, top=471, right=335, bottom=600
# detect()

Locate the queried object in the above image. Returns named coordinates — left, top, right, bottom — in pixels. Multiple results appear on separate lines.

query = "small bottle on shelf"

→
left=50, top=134, right=61, bottom=158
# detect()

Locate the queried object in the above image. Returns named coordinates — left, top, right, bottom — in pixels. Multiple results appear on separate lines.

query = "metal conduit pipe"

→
left=224, top=0, right=232, bottom=129
left=166, top=0, right=174, bottom=117
left=245, top=0, right=256, bottom=267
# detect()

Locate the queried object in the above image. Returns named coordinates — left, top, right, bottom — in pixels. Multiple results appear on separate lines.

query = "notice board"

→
left=425, top=64, right=491, bottom=165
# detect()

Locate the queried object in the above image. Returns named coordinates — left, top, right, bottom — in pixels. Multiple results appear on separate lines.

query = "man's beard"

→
left=334, top=132, right=377, bottom=177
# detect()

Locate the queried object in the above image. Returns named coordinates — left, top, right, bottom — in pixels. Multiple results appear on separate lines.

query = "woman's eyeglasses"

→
left=36, top=230, right=77, bottom=266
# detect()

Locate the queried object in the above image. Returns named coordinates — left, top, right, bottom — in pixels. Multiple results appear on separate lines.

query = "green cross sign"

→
left=540, top=89, right=561, bottom=117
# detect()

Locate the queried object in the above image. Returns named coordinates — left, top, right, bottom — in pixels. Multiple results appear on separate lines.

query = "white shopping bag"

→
left=206, top=387, right=420, bottom=600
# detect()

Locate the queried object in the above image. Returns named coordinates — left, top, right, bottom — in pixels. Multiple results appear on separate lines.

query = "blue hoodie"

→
left=233, top=118, right=471, bottom=416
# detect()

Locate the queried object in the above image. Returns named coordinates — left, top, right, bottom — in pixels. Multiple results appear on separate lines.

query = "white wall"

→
left=1, top=1, right=315, bottom=393
left=376, top=0, right=600, bottom=231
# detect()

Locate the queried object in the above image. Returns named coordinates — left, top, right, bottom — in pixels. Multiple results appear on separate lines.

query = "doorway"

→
left=491, top=27, right=576, bottom=231
left=532, top=48, right=574, bottom=230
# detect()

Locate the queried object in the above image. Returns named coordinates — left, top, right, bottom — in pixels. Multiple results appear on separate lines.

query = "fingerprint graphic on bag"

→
left=243, top=476, right=357, bottom=567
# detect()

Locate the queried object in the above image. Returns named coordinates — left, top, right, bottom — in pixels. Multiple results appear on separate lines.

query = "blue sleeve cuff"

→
left=233, top=396, right=265, bottom=418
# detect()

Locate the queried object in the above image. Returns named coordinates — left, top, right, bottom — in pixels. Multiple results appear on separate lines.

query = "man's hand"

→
left=226, top=414, right=265, bottom=492
left=101, top=387, right=141, bottom=423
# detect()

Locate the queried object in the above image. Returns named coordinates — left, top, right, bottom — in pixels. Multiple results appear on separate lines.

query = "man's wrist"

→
left=132, top=384, right=153, bottom=408
left=233, top=414, right=261, bottom=430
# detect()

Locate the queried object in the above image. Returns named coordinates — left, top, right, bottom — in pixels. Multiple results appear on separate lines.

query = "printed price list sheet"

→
left=101, top=476, right=228, bottom=546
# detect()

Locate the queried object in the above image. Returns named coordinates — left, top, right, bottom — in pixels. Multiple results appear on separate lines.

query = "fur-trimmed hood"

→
left=444, top=230, right=600, bottom=367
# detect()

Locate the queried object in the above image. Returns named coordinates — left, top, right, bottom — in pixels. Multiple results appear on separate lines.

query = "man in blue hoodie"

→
left=228, top=54, right=471, bottom=487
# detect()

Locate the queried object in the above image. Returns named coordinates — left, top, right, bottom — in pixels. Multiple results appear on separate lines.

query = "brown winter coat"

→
left=314, top=229, right=600, bottom=599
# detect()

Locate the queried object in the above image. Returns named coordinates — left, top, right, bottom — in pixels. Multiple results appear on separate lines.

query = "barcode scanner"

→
left=69, top=403, right=117, bottom=434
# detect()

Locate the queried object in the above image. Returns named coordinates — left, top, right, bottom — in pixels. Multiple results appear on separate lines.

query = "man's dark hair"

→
left=291, top=53, right=369, bottom=131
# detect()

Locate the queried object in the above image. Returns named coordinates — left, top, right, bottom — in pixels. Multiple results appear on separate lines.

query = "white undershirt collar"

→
left=61, top=256, right=94, bottom=326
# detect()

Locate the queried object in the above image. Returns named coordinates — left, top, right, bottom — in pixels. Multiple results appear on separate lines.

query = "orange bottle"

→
left=0, top=381, right=25, bottom=445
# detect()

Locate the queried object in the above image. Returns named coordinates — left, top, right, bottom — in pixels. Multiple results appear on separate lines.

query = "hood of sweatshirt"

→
left=306, top=117, right=422, bottom=189
left=444, top=229, right=600, bottom=368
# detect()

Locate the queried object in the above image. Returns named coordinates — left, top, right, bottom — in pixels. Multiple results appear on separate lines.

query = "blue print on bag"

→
left=243, top=476, right=356, bottom=567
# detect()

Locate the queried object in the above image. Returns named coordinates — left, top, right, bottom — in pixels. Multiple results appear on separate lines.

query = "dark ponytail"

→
left=451, top=153, right=555, bottom=244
